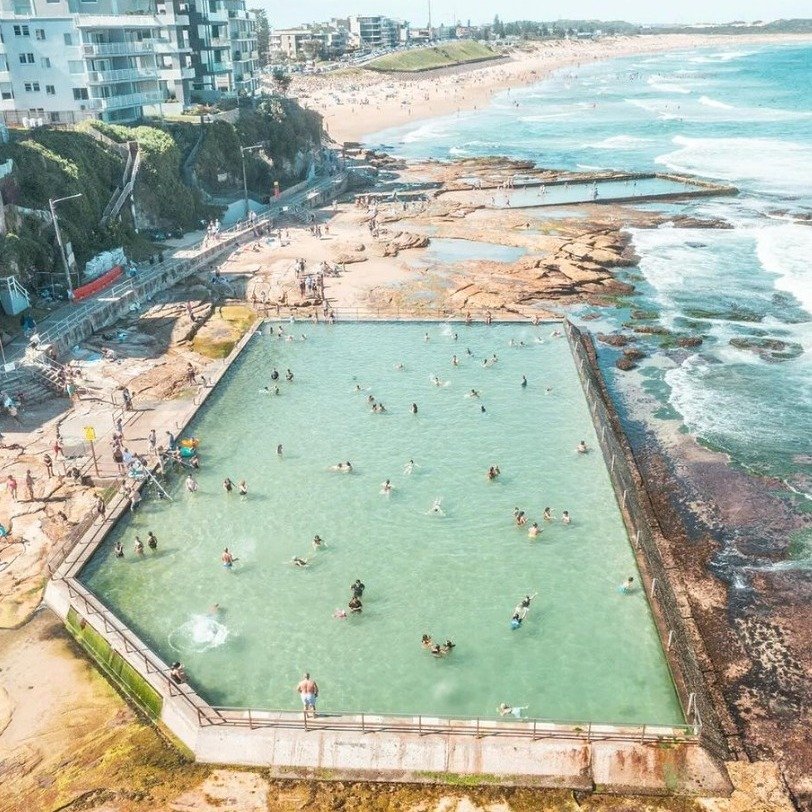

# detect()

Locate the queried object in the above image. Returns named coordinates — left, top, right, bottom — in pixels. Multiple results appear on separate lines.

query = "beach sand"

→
left=283, top=33, right=812, bottom=144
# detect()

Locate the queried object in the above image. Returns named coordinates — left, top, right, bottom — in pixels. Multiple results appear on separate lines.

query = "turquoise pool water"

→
left=441, top=176, right=708, bottom=209
left=80, top=322, right=683, bottom=724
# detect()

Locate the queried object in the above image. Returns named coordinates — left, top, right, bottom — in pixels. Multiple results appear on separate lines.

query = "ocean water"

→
left=368, top=44, right=812, bottom=508
left=80, top=323, right=682, bottom=724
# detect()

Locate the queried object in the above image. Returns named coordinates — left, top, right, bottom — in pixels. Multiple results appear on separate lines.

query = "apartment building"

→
left=347, top=15, right=404, bottom=49
left=0, top=0, right=256, bottom=125
left=269, top=24, right=348, bottom=61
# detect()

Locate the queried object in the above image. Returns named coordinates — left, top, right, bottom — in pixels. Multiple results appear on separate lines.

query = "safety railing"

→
left=562, top=321, right=729, bottom=761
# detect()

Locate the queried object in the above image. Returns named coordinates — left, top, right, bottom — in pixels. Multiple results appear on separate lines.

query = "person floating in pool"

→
left=577, top=440, right=589, bottom=454
left=312, top=534, right=325, bottom=550
left=428, top=498, right=445, bottom=516
left=528, top=522, right=541, bottom=538
left=424, top=332, right=430, bottom=342
left=394, top=362, right=405, bottom=370
left=487, top=465, right=501, bottom=480
left=441, top=640, right=455, bottom=654
left=513, top=593, right=537, bottom=625
left=270, top=369, right=279, bottom=381
left=348, top=595, right=363, bottom=613
left=562, top=511, right=572, bottom=525
left=481, top=405, right=487, bottom=413
left=186, top=475, right=198, bottom=492
left=277, top=444, right=283, bottom=456
left=403, top=459, right=418, bottom=475
left=467, top=389, right=480, bottom=398
left=223, top=477, right=234, bottom=493
left=410, top=403, right=418, bottom=414
left=351, top=579, right=365, bottom=598
left=380, top=479, right=393, bottom=495
left=498, top=703, right=528, bottom=718
left=239, top=480, right=248, bottom=496
left=333, top=608, right=347, bottom=619
left=134, top=537, right=144, bottom=556
left=510, top=611, right=523, bottom=629
left=430, top=643, right=445, bottom=657
left=543, top=507, right=553, bottom=522
left=515, top=510, right=527, bottom=527
left=521, top=375, right=528, bottom=388
left=421, top=634, right=433, bottom=649
left=330, top=461, right=353, bottom=473
left=221, top=548, right=234, bottom=568
left=114, top=541, right=124, bottom=558
left=619, top=576, right=635, bottom=594
left=147, top=531, right=158, bottom=550
left=285, top=369, right=294, bottom=382
left=452, top=355, right=459, bottom=366
left=292, top=556, right=309, bottom=568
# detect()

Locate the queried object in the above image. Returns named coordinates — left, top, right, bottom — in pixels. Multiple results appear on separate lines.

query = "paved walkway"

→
left=2, top=172, right=346, bottom=368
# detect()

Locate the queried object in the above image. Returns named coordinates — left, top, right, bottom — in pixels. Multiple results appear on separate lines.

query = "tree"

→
left=250, top=8, right=270, bottom=68
left=492, top=14, right=504, bottom=38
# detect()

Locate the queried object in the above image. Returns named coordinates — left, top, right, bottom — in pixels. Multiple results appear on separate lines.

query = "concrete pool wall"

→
left=44, top=317, right=732, bottom=795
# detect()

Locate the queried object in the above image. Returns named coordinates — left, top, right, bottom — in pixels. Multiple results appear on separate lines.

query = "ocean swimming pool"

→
left=79, top=322, right=683, bottom=724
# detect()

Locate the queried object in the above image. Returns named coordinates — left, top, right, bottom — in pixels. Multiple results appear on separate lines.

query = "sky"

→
left=261, top=0, right=811, bottom=29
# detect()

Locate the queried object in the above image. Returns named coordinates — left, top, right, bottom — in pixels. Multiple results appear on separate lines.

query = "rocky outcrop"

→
left=382, top=231, right=430, bottom=256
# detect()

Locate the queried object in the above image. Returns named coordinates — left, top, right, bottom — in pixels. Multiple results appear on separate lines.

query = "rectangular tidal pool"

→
left=80, top=322, right=683, bottom=725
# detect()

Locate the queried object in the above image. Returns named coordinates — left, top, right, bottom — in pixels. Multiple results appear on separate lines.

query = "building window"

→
left=19, top=53, right=35, bottom=64
left=41, top=57, right=51, bottom=68
left=13, top=24, right=31, bottom=36
left=24, top=81, right=40, bottom=92
left=1, top=88, right=13, bottom=101
left=73, top=87, right=89, bottom=100
left=35, top=28, right=45, bottom=40
left=64, top=33, right=73, bottom=46
left=46, top=84, right=55, bottom=95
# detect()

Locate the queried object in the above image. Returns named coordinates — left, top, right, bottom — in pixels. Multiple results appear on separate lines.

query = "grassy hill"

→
left=366, top=40, right=499, bottom=73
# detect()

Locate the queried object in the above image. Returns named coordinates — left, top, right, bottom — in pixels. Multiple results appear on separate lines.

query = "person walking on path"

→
left=296, top=673, right=319, bottom=716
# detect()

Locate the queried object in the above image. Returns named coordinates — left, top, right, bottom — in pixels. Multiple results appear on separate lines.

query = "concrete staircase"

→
left=100, top=141, right=140, bottom=228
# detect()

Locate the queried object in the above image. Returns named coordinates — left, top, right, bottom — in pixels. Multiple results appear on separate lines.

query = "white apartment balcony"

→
left=205, top=10, right=230, bottom=23
left=227, top=10, right=249, bottom=20
left=76, top=15, right=161, bottom=29
left=96, top=89, right=166, bottom=111
left=87, top=67, right=158, bottom=84
left=207, top=37, right=231, bottom=48
left=154, top=37, right=191, bottom=53
left=82, top=41, right=155, bottom=57
left=159, top=64, right=196, bottom=80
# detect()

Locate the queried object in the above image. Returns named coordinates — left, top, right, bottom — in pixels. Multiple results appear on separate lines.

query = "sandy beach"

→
left=284, top=33, right=812, bottom=143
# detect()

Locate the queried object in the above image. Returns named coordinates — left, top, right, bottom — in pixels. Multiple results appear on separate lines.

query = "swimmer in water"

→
left=421, top=634, right=433, bottom=649
left=351, top=579, right=365, bottom=598
left=292, top=556, right=309, bottom=568
left=528, top=522, right=540, bottom=538
left=380, top=479, right=393, bottom=494
left=221, top=548, right=234, bottom=567
left=312, top=534, right=325, bottom=549
left=239, top=480, right=248, bottom=495
left=114, top=541, right=124, bottom=558
left=466, top=389, right=480, bottom=398
left=277, top=444, right=283, bottom=456
left=466, top=347, right=473, bottom=356
left=619, top=576, right=635, bottom=593
left=543, top=507, right=553, bottom=522
left=428, top=498, right=445, bottom=516
left=403, top=459, right=418, bottom=475
left=453, top=333, right=458, bottom=341
left=348, top=595, right=363, bottom=613
left=562, top=511, right=571, bottom=525
left=452, top=355, right=459, bottom=366
left=515, top=511, right=527, bottom=527
left=394, top=362, right=405, bottom=370
left=487, top=466, right=501, bottom=480
left=333, top=608, right=347, bottom=619
left=330, top=461, right=353, bottom=473
left=432, top=376, right=444, bottom=387
left=521, top=375, right=527, bottom=388
left=577, top=440, right=588, bottom=454
left=510, top=611, right=522, bottom=628
left=410, top=403, right=418, bottom=414
left=147, top=531, right=158, bottom=550
left=424, top=332, right=430, bottom=342
left=430, top=643, right=445, bottom=657
left=481, top=404, right=486, bottom=413
left=441, top=640, right=456, bottom=653
left=285, top=369, right=294, bottom=382
left=498, top=703, right=528, bottom=718
left=223, top=477, right=234, bottom=493
left=186, top=475, right=198, bottom=492
left=134, top=536, right=144, bottom=556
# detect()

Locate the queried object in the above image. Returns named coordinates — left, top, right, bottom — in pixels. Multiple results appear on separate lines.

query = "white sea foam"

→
left=698, top=95, right=735, bottom=109
left=169, top=615, right=229, bottom=653
left=582, top=134, right=651, bottom=150
left=655, top=135, right=812, bottom=195
left=755, top=224, right=812, bottom=316
left=646, top=78, right=692, bottom=94
left=689, top=50, right=753, bottom=63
